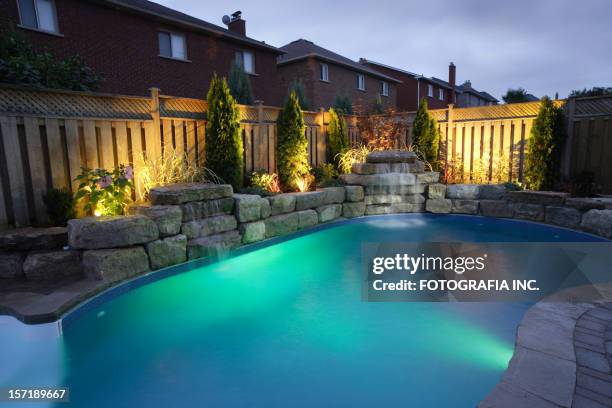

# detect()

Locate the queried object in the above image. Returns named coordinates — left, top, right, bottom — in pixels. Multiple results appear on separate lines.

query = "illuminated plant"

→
left=294, top=174, right=314, bottom=192
left=412, top=99, right=440, bottom=170
left=136, top=146, right=221, bottom=201
left=249, top=170, right=281, bottom=193
left=276, top=91, right=310, bottom=190
left=524, top=97, right=566, bottom=190
left=74, top=165, right=134, bottom=216
left=327, top=108, right=349, bottom=170
left=356, top=109, right=408, bottom=150
left=205, top=74, right=244, bottom=190
left=336, top=145, right=371, bottom=174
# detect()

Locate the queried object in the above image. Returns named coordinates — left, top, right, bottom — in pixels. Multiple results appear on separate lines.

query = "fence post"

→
left=316, top=108, right=326, bottom=165
left=149, top=87, right=162, bottom=159
left=255, top=100, right=266, bottom=171
left=561, top=97, right=575, bottom=181
left=445, top=104, right=454, bottom=174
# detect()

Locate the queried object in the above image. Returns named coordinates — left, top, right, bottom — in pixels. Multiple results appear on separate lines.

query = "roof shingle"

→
left=278, top=39, right=401, bottom=83
left=103, top=0, right=283, bottom=54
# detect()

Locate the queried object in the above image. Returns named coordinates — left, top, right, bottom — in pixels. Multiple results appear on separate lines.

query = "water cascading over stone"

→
left=339, top=150, right=440, bottom=215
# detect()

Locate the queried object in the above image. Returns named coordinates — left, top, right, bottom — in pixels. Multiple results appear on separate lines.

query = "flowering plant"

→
left=74, top=165, right=134, bottom=216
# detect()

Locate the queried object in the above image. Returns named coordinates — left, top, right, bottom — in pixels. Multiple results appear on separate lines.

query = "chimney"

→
left=227, top=11, right=246, bottom=36
left=448, top=62, right=456, bottom=104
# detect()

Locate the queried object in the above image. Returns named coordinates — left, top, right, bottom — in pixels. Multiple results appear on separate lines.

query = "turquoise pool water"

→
left=0, top=214, right=606, bottom=408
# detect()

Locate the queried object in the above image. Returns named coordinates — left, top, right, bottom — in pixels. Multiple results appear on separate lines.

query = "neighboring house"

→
left=359, top=60, right=498, bottom=110
left=1, top=0, right=285, bottom=104
left=277, top=39, right=400, bottom=112
left=359, top=59, right=456, bottom=111
left=455, top=80, right=498, bottom=107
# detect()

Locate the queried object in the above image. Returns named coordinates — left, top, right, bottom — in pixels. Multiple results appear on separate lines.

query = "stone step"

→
left=351, top=162, right=425, bottom=175
left=149, top=183, right=233, bottom=205
left=0, top=227, right=67, bottom=251
left=365, top=150, right=417, bottom=163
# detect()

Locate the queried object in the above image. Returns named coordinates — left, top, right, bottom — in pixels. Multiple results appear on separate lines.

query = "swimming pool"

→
left=0, top=214, right=606, bottom=407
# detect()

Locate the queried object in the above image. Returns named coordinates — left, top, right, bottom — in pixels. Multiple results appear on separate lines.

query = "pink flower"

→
left=98, top=175, right=112, bottom=189
left=124, top=165, right=134, bottom=180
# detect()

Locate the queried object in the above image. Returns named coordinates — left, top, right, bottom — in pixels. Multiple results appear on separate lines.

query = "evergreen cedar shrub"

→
left=412, top=99, right=440, bottom=169
left=326, top=108, right=349, bottom=169
left=524, top=97, right=566, bottom=191
left=276, top=91, right=309, bottom=190
left=228, top=61, right=253, bottom=105
left=287, top=79, right=310, bottom=110
left=333, top=95, right=353, bottom=115
left=43, top=188, right=75, bottom=226
left=205, top=74, right=244, bottom=190
left=0, top=31, right=101, bottom=91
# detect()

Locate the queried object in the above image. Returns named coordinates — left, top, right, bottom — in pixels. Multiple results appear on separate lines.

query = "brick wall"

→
left=278, top=57, right=397, bottom=113
left=1, top=0, right=285, bottom=105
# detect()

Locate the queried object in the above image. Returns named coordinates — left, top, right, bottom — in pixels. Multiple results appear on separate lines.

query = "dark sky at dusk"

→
left=159, top=0, right=611, bottom=100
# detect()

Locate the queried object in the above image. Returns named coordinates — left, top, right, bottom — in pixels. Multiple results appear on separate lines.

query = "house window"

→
left=439, top=88, right=444, bottom=100
left=235, top=50, right=255, bottom=74
left=17, top=0, right=59, bottom=33
left=320, top=63, right=329, bottom=82
left=158, top=31, right=187, bottom=60
left=381, top=81, right=389, bottom=97
left=357, top=74, right=365, bottom=91
left=428, top=84, right=433, bottom=97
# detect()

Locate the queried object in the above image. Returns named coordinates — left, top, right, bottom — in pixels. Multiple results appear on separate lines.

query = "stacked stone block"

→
left=426, top=183, right=612, bottom=238
left=340, top=150, right=440, bottom=215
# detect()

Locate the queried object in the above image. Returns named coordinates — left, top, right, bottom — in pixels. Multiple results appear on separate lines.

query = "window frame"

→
left=357, top=74, right=365, bottom=91
left=439, top=88, right=444, bottom=100
left=381, top=81, right=389, bottom=97
left=320, top=63, right=329, bottom=82
left=16, top=0, right=60, bottom=35
left=235, top=50, right=256, bottom=74
left=158, top=30, right=189, bottom=62
left=427, top=84, right=434, bottom=98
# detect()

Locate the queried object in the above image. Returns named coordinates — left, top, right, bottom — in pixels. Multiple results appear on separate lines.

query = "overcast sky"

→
left=159, top=0, right=611, bottom=100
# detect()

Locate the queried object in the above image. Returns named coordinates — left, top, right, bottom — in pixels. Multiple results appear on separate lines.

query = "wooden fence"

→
left=430, top=101, right=547, bottom=184
left=564, top=95, right=612, bottom=193
left=1, top=84, right=610, bottom=229
left=426, top=96, right=612, bottom=191
left=0, top=85, right=358, bottom=228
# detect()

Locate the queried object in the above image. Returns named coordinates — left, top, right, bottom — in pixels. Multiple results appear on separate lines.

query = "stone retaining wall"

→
left=2, top=178, right=611, bottom=286
left=0, top=182, right=366, bottom=285
left=425, top=184, right=612, bottom=239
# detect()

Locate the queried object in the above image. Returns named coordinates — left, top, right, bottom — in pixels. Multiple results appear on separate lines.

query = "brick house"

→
left=359, top=60, right=498, bottom=111
left=277, top=39, right=400, bottom=113
left=455, top=80, right=498, bottom=107
left=1, top=0, right=285, bottom=105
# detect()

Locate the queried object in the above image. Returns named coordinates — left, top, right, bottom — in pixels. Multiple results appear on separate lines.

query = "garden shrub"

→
left=249, top=170, right=281, bottom=193
left=357, top=113, right=406, bottom=150
left=570, top=171, right=597, bottom=197
left=524, top=97, right=566, bottom=190
left=333, top=94, right=353, bottom=115
left=337, top=145, right=371, bottom=174
left=312, top=163, right=337, bottom=186
left=74, top=165, right=134, bottom=216
left=287, top=79, right=310, bottom=110
left=327, top=108, right=349, bottom=170
left=136, top=146, right=221, bottom=201
left=42, top=188, right=75, bottom=226
left=276, top=91, right=309, bottom=190
left=0, top=31, right=101, bottom=91
left=228, top=60, right=253, bottom=105
left=205, top=74, right=244, bottom=190
left=412, top=99, right=440, bottom=169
